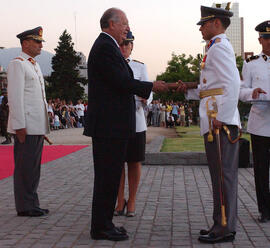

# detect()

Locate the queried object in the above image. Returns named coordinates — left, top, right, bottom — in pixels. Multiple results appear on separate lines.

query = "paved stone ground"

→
left=1, top=146, right=270, bottom=248
left=0, top=126, right=177, bottom=146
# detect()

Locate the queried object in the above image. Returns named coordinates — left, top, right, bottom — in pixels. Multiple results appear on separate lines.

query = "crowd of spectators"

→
left=144, top=100, right=199, bottom=128
left=47, top=98, right=87, bottom=131
left=0, top=90, right=200, bottom=145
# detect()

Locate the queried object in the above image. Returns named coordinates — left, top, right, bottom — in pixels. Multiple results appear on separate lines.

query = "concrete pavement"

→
left=0, top=146, right=270, bottom=248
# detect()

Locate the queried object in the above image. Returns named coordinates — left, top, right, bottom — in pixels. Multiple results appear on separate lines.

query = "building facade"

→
left=212, top=2, right=244, bottom=58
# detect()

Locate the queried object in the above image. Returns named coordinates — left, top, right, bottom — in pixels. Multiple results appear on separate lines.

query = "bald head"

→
left=100, top=8, right=122, bottom=30
left=100, top=8, right=130, bottom=45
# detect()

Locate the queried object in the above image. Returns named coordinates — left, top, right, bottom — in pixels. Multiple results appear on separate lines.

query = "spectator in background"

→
left=165, top=101, right=172, bottom=128
left=167, top=113, right=174, bottom=128
left=75, top=99, right=85, bottom=127
left=147, top=101, right=153, bottom=126
left=0, top=96, right=11, bottom=144
left=152, top=100, right=160, bottom=127
left=159, top=102, right=166, bottom=127
left=54, top=114, right=60, bottom=130
left=179, top=103, right=185, bottom=126
left=171, top=102, right=179, bottom=126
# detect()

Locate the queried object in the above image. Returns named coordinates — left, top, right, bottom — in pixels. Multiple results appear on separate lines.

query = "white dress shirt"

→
left=128, top=57, right=153, bottom=132
left=186, top=33, right=241, bottom=135
left=239, top=53, right=270, bottom=137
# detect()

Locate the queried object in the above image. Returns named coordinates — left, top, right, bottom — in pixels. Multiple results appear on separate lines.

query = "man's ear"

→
left=258, top=37, right=262, bottom=45
left=108, top=20, right=115, bottom=30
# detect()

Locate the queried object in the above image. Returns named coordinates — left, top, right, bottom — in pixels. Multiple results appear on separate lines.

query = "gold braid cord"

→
left=222, top=125, right=242, bottom=144
left=206, top=96, right=218, bottom=142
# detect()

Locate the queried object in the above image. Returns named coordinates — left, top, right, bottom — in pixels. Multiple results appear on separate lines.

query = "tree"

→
left=155, top=53, right=201, bottom=101
left=46, top=30, right=87, bottom=102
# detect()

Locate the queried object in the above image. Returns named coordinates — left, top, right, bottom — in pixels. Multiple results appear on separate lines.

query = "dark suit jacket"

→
left=83, top=33, right=153, bottom=138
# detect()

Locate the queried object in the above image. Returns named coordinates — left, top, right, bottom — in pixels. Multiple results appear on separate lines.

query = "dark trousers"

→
left=13, top=135, right=44, bottom=212
left=91, top=137, right=128, bottom=234
left=204, top=125, right=239, bottom=234
left=251, top=134, right=270, bottom=215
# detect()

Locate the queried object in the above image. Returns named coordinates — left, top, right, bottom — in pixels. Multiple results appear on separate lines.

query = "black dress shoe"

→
left=115, top=226, right=127, bottom=234
left=198, top=232, right=235, bottom=244
left=91, top=227, right=129, bottom=241
left=17, top=208, right=46, bottom=217
left=200, top=229, right=210, bottom=235
left=36, top=207, right=49, bottom=214
left=258, top=214, right=270, bottom=223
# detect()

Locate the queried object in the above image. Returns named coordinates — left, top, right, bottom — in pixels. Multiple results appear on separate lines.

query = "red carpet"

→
left=0, top=145, right=88, bottom=180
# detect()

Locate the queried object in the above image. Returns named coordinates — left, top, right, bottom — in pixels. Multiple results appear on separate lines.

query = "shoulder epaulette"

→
left=246, top=55, right=259, bottom=63
left=214, top=38, right=221, bottom=44
left=14, top=57, right=24, bottom=61
left=133, top=59, right=144, bottom=64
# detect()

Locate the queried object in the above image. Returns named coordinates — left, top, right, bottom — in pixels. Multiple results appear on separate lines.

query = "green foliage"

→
left=236, top=55, right=244, bottom=76
left=155, top=53, right=201, bottom=101
left=161, top=125, right=251, bottom=152
left=235, top=55, right=251, bottom=120
left=46, top=30, right=87, bottom=102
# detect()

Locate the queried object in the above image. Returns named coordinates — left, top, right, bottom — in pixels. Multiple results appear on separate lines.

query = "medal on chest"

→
left=200, top=38, right=217, bottom=70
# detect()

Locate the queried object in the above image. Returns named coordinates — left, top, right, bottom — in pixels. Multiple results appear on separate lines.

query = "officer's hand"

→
left=16, top=128, right=27, bottom=144
left=252, top=88, right=267, bottom=99
left=152, top=81, right=168, bottom=93
left=212, top=119, right=223, bottom=130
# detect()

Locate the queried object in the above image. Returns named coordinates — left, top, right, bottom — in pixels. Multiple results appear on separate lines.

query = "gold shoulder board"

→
left=246, top=55, right=259, bottom=63
left=14, top=57, right=24, bottom=61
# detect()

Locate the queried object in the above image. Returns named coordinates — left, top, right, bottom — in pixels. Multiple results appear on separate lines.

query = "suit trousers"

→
left=204, top=125, right=239, bottom=234
left=13, top=135, right=44, bottom=212
left=91, top=137, right=128, bottom=234
left=251, top=134, right=270, bottom=215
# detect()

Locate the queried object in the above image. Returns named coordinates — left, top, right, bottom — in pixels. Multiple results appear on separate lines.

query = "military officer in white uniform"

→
left=239, top=20, right=270, bottom=223
left=7, top=27, right=49, bottom=217
left=114, top=31, right=153, bottom=217
left=175, top=4, right=241, bottom=243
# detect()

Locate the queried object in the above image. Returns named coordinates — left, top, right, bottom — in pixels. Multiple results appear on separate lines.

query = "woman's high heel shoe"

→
left=114, top=200, right=127, bottom=216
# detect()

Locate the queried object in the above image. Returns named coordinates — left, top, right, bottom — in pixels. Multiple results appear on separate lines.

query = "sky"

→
left=1, top=0, right=269, bottom=80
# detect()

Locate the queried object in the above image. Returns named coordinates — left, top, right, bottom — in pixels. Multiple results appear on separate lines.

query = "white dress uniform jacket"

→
left=239, top=53, right=270, bottom=137
left=128, top=57, right=153, bottom=132
left=186, top=33, right=241, bottom=135
left=7, top=52, right=49, bottom=135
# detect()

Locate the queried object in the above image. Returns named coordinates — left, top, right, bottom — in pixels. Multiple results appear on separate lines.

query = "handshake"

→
left=152, top=80, right=189, bottom=93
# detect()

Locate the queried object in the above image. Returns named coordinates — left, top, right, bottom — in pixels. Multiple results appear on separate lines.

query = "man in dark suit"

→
left=83, top=8, right=167, bottom=241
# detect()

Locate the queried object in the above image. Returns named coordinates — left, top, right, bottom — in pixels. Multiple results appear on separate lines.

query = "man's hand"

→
left=152, top=81, right=168, bottom=93
left=212, top=119, right=223, bottom=130
left=16, top=128, right=27, bottom=144
left=252, top=88, right=267, bottom=99
left=176, top=80, right=187, bottom=93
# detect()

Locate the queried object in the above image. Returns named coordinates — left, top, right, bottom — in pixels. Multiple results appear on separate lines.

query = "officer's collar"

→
left=21, top=51, right=35, bottom=61
left=209, top=33, right=227, bottom=42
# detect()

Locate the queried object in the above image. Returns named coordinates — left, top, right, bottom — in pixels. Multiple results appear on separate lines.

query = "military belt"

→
left=200, top=88, right=224, bottom=99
